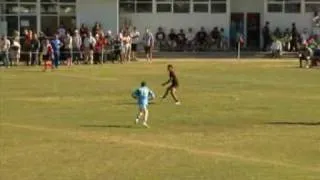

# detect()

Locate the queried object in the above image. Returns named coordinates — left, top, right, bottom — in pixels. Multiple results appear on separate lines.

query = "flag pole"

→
left=237, top=41, right=240, bottom=60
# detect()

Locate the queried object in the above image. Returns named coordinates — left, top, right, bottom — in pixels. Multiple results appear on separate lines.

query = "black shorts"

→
left=64, top=49, right=72, bottom=58
left=144, top=46, right=151, bottom=54
left=132, top=44, right=137, bottom=52
left=43, top=54, right=50, bottom=60
left=169, top=84, right=179, bottom=89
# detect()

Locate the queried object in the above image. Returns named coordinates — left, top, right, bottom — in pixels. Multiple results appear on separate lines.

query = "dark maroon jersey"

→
left=169, top=71, right=179, bottom=86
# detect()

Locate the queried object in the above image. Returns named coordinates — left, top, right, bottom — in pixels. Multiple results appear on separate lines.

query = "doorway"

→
left=246, top=13, right=260, bottom=50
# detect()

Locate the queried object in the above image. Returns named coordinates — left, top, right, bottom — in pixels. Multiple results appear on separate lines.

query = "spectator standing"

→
left=142, top=28, right=154, bottom=63
left=130, top=27, right=140, bottom=61
left=30, top=33, right=40, bottom=66
left=10, top=39, right=21, bottom=66
left=51, top=34, right=62, bottom=69
left=113, top=34, right=123, bottom=63
left=42, top=39, right=53, bottom=71
left=122, top=31, right=132, bottom=62
left=0, top=35, right=11, bottom=68
left=72, top=29, right=82, bottom=64
left=290, top=23, right=299, bottom=52
left=262, top=22, right=271, bottom=51
left=58, top=24, right=66, bottom=39
left=80, top=24, right=89, bottom=41
left=83, top=32, right=96, bottom=64
left=64, top=32, right=73, bottom=67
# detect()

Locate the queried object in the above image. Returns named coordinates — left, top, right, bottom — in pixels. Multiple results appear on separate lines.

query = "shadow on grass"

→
left=266, top=122, right=320, bottom=126
left=80, top=124, right=133, bottom=129
left=117, top=101, right=157, bottom=105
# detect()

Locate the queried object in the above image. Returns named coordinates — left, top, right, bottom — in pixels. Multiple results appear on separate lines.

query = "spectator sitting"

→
left=168, top=29, right=177, bottom=51
left=282, top=28, right=291, bottom=51
left=271, top=38, right=283, bottom=58
left=155, top=27, right=166, bottom=51
left=195, top=27, right=208, bottom=51
left=176, top=29, right=186, bottom=51
left=220, top=28, right=228, bottom=50
left=210, top=27, right=221, bottom=49
left=273, top=27, right=282, bottom=39
left=185, top=28, right=195, bottom=51
left=300, top=28, right=310, bottom=45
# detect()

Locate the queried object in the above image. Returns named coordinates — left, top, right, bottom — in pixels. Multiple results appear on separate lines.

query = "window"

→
left=173, top=0, right=190, bottom=13
left=305, top=0, right=320, bottom=13
left=284, top=0, right=300, bottom=13
left=267, top=0, right=301, bottom=13
left=156, top=0, right=172, bottom=13
left=193, top=0, right=209, bottom=13
left=137, top=0, right=153, bottom=13
left=20, top=4, right=37, bottom=14
left=119, top=0, right=153, bottom=13
left=268, top=3, right=283, bottom=12
left=211, top=0, right=226, bottom=13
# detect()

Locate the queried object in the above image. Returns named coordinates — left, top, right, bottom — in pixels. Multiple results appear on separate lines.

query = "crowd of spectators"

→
left=1, top=19, right=320, bottom=67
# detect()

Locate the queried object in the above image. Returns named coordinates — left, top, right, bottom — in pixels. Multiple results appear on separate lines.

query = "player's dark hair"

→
left=141, top=81, right=146, bottom=87
left=168, top=64, right=173, bottom=69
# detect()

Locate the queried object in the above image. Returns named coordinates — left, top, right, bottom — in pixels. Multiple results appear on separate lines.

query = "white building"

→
left=0, top=0, right=319, bottom=48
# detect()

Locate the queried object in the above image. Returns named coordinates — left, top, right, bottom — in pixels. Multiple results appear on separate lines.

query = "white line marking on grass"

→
left=1, top=123, right=319, bottom=173
left=9, top=96, right=112, bottom=103
left=53, top=73, right=118, bottom=81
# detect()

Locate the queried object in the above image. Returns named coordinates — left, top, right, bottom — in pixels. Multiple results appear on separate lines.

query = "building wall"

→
left=77, top=0, right=118, bottom=33
left=120, top=13, right=228, bottom=34
left=231, top=0, right=264, bottom=13
left=264, top=13, right=314, bottom=32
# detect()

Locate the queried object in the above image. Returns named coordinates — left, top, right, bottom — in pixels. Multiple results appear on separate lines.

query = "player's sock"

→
left=143, top=110, right=149, bottom=128
left=136, top=112, right=143, bottom=124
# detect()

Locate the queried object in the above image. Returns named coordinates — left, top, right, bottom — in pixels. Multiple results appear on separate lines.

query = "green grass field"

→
left=0, top=59, right=319, bottom=180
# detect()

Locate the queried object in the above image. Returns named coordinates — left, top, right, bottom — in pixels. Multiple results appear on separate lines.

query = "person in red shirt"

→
left=94, top=34, right=106, bottom=64
left=42, top=39, right=53, bottom=71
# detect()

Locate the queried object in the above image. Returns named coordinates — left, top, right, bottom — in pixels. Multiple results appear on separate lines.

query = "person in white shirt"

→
left=83, top=32, right=96, bottom=64
left=122, top=31, right=132, bottom=62
left=271, top=39, right=282, bottom=58
left=130, top=27, right=140, bottom=60
left=72, top=29, right=82, bottom=64
left=301, top=28, right=310, bottom=45
left=10, top=40, right=21, bottom=66
left=185, top=28, right=195, bottom=51
left=64, top=32, right=73, bottom=67
left=58, top=24, right=66, bottom=39
left=0, top=35, right=11, bottom=67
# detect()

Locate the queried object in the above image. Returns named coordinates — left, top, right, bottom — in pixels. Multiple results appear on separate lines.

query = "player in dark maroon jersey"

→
left=161, top=64, right=181, bottom=105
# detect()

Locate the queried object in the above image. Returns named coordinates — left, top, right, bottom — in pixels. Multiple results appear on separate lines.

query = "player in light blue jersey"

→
left=132, top=81, right=155, bottom=128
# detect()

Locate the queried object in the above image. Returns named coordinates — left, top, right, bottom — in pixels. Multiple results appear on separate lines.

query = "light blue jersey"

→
left=132, top=86, right=155, bottom=109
